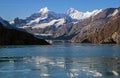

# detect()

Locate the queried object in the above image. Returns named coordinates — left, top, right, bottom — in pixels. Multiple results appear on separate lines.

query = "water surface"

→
left=0, top=44, right=120, bottom=78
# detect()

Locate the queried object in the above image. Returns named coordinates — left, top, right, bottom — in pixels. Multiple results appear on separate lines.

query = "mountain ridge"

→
left=10, top=7, right=101, bottom=28
left=8, top=7, right=120, bottom=44
left=71, top=7, right=120, bottom=43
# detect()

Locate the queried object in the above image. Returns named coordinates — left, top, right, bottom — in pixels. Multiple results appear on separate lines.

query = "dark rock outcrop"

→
left=0, top=22, right=49, bottom=45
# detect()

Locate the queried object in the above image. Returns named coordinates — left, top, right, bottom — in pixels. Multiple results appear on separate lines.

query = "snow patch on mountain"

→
left=107, top=9, right=119, bottom=17
left=32, top=18, right=66, bottom=29
left=27, top=17, right=47, bottom=26
left=112, top=9, right=119, bottom=16
left=39, top=7, right=49, bottom=14
left=9, top=20, right=14, bottom=24
left=55, top=18, right=66, bottom=27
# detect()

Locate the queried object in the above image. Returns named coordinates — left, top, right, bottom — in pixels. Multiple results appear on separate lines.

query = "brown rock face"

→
left=89, top=17, right=120, bottom=44
left=71, top=7, right=120, bottom=44
left=72, top=17, right=120, bottom=44
left=0, top=23, right=49, bottom=45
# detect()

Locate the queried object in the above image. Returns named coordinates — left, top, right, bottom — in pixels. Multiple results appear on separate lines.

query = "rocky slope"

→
left=66, top=7, right=120, bottom=43
left=88, top=16, right=120, bottom=44
left=0, top=18, right=49, bottom=45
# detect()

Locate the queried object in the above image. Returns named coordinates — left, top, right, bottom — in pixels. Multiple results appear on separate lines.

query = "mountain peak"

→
left=39, top=7, right=49, bottom=13
left=66, top=8, right=79, bottom=14
left=0, top=17, right=6, bottom=26
left=0, top=17, right=3, bottom=21
left=66, top=8, right=102, bottom=20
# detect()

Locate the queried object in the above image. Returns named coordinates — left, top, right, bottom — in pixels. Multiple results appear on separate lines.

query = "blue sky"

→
left=0, top=0, right=120, bottom=21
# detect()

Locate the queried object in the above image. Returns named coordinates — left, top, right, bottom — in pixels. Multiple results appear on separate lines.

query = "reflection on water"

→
left=0, top=56, right=120, bottom=78
left=0, top=44, right=120, bottom=78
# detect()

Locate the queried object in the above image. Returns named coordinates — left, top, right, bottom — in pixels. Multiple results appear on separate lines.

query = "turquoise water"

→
left=0, top=44, right=120, bottom=78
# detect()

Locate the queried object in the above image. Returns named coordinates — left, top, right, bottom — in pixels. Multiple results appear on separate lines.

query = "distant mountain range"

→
left=9, top=7, right=102, bottom=39
left=1, top=7, right=120, bottom=44
left=10, top=7, right=101, bottom=28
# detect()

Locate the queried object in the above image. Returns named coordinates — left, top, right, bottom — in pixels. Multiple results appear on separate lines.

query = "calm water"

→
left=0, top=44, right=120, bottom=78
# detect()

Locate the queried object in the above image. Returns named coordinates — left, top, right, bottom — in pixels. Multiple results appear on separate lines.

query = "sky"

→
left=0, top=0, right=120, bottom=21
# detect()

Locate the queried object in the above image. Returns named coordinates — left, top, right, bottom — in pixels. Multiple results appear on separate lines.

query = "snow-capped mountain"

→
left=9, top=7, right=120, bottom=41
left=10, top=7, right=103, bottom=39
left=66, top=8, right=102, bottom=20
left=10, top=7, right=72, bottom=29
left=10, top=7, right=102, bottom=29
